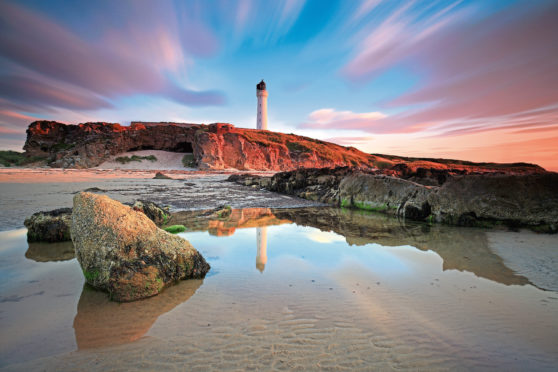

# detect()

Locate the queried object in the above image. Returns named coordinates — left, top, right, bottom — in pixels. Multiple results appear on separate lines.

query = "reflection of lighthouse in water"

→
left=256, top=227, right=268, bottom=273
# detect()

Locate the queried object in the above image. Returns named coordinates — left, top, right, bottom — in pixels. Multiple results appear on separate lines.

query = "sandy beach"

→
left=1, top=168, right=557, bottom=371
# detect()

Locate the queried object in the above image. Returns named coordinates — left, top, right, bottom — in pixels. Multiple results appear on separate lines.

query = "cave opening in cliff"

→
left=172, top=141, right=193, bottom=153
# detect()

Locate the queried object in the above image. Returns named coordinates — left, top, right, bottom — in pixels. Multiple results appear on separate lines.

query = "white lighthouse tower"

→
left=256, top=80, right=268, bottom=130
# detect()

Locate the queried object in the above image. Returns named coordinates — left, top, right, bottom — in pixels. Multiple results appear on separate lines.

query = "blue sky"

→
left=1, top=0, right=557, bottom=169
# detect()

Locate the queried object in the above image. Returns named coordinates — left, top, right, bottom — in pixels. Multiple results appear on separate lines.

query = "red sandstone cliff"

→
left=23, top=120, right=546, bottom=173
left=23, top=121, right=381, bottom=170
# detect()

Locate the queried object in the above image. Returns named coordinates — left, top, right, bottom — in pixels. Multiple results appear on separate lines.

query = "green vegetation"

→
left=83, top=268, right=100, bottom=281
left=354, top=201, right=388, bottom=212
left=216, top=205, right=232, bottom=218
left=115, top=155, right=157, bottom=164
left=340, top=198, right=352, bottom=207
left=164, top=225, right=186, bottom=234
left=374, top=160, right=393, bottom=170
left=286, top=141, right=311, bottom=153
left=162, top=213, right=170, bottom=225
left=353, top=201, right=397, bottom=213
left=0, top=150, right=46, bottom=167
left=263, top=132, right=284, bottom=144
left=182, top=154, right=196, bottom=167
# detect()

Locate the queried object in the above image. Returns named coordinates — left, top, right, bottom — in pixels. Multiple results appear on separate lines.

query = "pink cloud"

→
left=343, top=1, right=466, bottom=81
left=0, top=110, right=38, bottom=123
left=0, top=75, right=112, bottom=111
left=324, top=136, right=374, bottom=146
left=0, top=1, right=225, bottom=108
left=343, top=2, right=558, bottom=137
left=300, top=108, right=386, bottom=130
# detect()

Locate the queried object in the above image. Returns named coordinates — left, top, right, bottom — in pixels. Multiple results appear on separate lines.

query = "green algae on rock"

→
left=71, top=192, right=210, bottom=302
left=164, top=225, right=186, bottom=234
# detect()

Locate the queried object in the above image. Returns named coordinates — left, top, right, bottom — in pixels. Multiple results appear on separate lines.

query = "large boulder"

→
left=71, top=192, right=210, bottom=302
left=24, top=208, right=72, bottom=242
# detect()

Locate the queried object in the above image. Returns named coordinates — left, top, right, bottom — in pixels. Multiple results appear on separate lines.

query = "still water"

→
left=1, top=207, right=557, bottom=371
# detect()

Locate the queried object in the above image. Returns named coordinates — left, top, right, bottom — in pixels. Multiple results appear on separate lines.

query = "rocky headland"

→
left=21, top=120, right=546, bottom=173
left=23, top=120, right=381, bottom=170
left=229, top=167, right=558, bottom=232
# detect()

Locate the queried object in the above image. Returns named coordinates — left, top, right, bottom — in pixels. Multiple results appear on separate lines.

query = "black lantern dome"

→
left=256, top=79, right=266, bottom=90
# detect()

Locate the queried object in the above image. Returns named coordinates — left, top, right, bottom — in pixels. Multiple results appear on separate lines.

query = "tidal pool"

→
left=0, top=207, right=557, bottom=371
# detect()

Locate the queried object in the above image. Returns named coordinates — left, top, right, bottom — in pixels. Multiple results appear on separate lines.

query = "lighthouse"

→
left=256, top=80, right=268, bottom=130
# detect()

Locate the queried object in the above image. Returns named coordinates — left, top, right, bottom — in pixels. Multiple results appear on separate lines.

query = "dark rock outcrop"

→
left=429, top=173, right=558, bottom=229
left=153, top=172, right=172, bottom=179
left=71, top=192, right=210, bottom=302
left=24, top=208, right=72, bottom=242
left=229, top=168, right=558, bottom=232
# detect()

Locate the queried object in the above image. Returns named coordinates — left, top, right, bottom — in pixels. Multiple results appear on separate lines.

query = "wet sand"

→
left=1, top=170, right=557, bottom=370
left=0, top=168, right=322, bottom=231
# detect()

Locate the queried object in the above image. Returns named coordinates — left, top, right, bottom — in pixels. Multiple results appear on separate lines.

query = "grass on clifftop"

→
left=0, top=150, right=46, bottom=167
left=115, top=155, right=157, bottom=164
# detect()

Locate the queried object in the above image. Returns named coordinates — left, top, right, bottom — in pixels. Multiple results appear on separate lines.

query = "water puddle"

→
left=0, top=207, right=557, bottom=370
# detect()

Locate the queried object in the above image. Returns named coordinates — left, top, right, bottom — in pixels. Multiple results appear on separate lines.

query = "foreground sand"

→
left=1, top=217, right=557, bottom=371
left=1, top=168, right=557, bottom=371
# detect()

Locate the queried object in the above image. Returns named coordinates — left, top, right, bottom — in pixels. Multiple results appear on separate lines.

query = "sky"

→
left=0, top=0, right=557, bottom=170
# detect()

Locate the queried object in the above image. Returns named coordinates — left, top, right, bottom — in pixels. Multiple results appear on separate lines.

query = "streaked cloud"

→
left=300, top=108, right=386, bottom=130
left=342, top=1, right=558, bottom=138
left=0, top=0, right=555, bottom=170
left=0, top=0, right=225, bottom=112
left=343, top=1, right=466, bottom=81
left=324, top=136, right=375, bottom=146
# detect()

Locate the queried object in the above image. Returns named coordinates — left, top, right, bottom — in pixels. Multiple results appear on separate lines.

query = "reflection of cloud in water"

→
left=73, top=279, right=203, bottom=349
left=272, top=208, right=533, bottom=288
left=0, top=228, right=27, bottom=241
left=306, top=230, right=346, bottom=244
left=176, top=206, right=538, bottom=288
